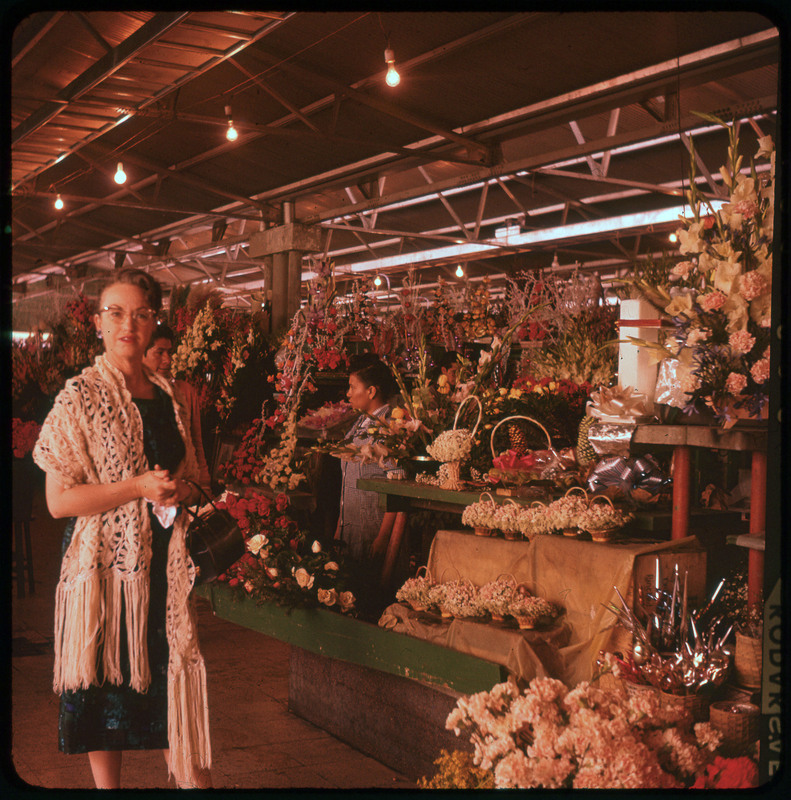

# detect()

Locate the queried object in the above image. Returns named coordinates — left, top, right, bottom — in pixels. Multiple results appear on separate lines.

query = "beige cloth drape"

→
left=380, top=530, right=706, bottom=686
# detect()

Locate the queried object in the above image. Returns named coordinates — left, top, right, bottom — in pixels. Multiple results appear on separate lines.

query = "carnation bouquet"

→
left=443, top=676, right=744, bottom=789
left=626, top=117, right=773, bottom=426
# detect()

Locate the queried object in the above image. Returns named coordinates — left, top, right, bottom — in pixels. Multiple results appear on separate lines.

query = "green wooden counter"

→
left=195, top=581, right=503, bottom=695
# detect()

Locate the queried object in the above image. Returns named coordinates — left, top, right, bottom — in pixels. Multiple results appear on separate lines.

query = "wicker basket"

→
left=709, top=701, right=760, bottom=755
left=734, top=632, right=762, bottom=688
left=660, top=690, right=709, bottom=723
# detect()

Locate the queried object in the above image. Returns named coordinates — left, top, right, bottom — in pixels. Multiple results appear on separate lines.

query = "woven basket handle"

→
left=454, top=394, right=483, bottom=440
left=440, top=566, right=461, bottom=583
left=416, top=564, right=434, bottom=582
left=589, top=494, right=615, bottom=509
left=530, top=500, right=547, bottom=509
left=565, top=485, right=589, bottom=502
left=479, top=491, right=495, bottom=505
left=489, top=415, right=552, bottom=460
left=495, top=572, right=517, bottom=585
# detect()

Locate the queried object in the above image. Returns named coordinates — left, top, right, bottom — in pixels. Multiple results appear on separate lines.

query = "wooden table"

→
left=631, top=424, right=767, bottom=607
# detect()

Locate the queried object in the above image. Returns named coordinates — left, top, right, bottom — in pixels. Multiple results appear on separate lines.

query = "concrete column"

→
left=271, top=251, right=290, bottom=332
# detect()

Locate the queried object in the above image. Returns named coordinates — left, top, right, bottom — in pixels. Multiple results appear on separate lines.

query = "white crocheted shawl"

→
left=32, top=354, right=210, bottom=786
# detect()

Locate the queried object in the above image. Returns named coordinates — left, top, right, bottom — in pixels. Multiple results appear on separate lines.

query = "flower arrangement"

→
left=577, top=499, right=634, bottom=534
left=170, top=302, right=232, bottom=410
left=691, top=756, right=758, bottom=789
left=418, top=749, right=494, bottom=789
left=430, top=580, right=485, bottom=619
left=461, top=496, right=500, bottom=530
left=627, top=118, right=773, bottom=425
left=12, top=418, right=41, bottom=459
left=443, top=676, right=733, bottom=789
left=477, top=578, right=517, bottom=619
left=426, top=428, right=474, bottom=463
left=541, top=493, right=591, bottom=532
left=395, top=572, right=435, bottom=611
left=467, top=378, right=591, bottom=477
left=506, top=593, right=557, bottom=629
left=253, top=409, right=307, bottom=491
left=297, top=400, right=356, bottom=433
left=217, top=490, right=355, bottom=612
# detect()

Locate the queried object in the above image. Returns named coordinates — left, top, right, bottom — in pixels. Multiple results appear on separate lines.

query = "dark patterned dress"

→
left=58, top=386, right=185, bottom=753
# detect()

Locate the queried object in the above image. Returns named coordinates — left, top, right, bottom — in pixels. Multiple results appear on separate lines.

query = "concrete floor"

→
left=10, top=489, right=415, bottom=791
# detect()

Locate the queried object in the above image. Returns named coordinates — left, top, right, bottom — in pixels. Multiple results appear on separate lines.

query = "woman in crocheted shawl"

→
left=33, top=269, right=212, bottom=789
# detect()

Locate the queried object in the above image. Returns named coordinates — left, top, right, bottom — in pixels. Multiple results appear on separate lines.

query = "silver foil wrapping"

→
left=654, top=358, right=690, bottom=408
left=587, top=422, right=637, bottom=458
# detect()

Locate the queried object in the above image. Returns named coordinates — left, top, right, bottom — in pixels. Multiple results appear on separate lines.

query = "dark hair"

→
left=349, top=353, right=397, bottom=399
left=99, top=268, right=163, bottom=313
left=148, top=323, right=175, bottom=347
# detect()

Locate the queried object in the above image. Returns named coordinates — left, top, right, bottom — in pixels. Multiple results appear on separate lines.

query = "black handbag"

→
left=183, top=481, right=246, bottom=585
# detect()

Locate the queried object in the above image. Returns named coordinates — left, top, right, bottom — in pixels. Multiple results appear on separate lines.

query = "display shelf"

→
left=195, top=582, right=503, bottom=695
left=630, top=423, right=767, bottom=607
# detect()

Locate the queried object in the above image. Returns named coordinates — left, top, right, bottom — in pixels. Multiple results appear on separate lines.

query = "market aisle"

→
left=10, top=490, right=415, bottom=790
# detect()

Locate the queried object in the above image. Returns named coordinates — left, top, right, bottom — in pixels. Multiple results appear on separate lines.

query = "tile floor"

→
left=9, top=489, right=415, bottom=791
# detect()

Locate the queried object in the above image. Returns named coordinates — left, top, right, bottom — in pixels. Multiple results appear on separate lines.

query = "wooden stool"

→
left=13, top=519, right=35, bottom=598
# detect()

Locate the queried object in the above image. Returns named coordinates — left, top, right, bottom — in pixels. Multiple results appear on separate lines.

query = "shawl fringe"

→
left=167, top=658, right=212, bottom=787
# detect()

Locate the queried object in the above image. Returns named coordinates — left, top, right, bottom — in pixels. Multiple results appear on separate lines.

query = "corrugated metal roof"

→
left=10, top=10, right=779, bottom=311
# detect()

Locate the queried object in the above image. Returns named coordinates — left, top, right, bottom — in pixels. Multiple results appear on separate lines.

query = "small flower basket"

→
left=577, top=494, right=634, bottom=542
left=709, top=701, right=760, bottom=756
left=506, top=591, right=557, bottom=630
left=734, top=632, right=762, bottom=688
left=427, top=395, right=483, bottom=491
left=395, top=566, right=435, bottom=612
left=477, top=574, right=517, bottom=622
left=461, top=492, right=498, bottom=536
left=495, top=499, right=524, bottom=540
left=433, top=579, right=484, bottom=620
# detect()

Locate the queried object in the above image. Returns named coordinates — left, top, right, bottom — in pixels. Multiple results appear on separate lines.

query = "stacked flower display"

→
left=630, top=119, right=773, bottom=426
left=395, top=574, right=560, bottom=627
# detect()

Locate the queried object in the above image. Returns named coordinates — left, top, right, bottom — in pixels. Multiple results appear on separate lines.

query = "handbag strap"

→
left=181, top=479, right=220, bottom=519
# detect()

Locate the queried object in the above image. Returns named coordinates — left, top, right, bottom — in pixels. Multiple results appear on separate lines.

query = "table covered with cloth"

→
left=378, top=530, right=705, bottom=687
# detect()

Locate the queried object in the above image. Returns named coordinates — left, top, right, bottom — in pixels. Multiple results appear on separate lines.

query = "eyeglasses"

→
left=100, top=306, right=156, bottom=325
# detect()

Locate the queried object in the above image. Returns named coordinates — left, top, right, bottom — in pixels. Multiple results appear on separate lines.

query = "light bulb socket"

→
left=224, top=105, right=233, bottom=117
left=384, top=48, right=395, bottom=64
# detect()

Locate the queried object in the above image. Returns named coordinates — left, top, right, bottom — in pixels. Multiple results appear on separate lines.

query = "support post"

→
left=748, top=449, right=766, bottom=609
left=671, top=445, right=691, bottom=540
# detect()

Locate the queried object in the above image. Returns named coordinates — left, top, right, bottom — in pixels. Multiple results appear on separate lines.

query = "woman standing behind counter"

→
left=334, top=353, right=398, bottom=564
left=32, top=269, right=212, bottom=790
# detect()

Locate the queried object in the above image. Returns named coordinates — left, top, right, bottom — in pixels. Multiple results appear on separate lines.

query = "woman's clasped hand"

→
left=138, top=464, right=189, bottom=506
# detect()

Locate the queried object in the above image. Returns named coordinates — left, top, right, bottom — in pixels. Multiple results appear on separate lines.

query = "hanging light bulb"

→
left=224, top=105, right=238, bottom=141
left=54, top=194, right=64, bottom=210
left=113, top=162, right=127, bottom=184
left=668, top=231, right=678, bottom=243
left=374, top=275, right=382, bottom=287
left=384, top=48, right=400, bottom=87
left=455, top=264, right=464, bottom=278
